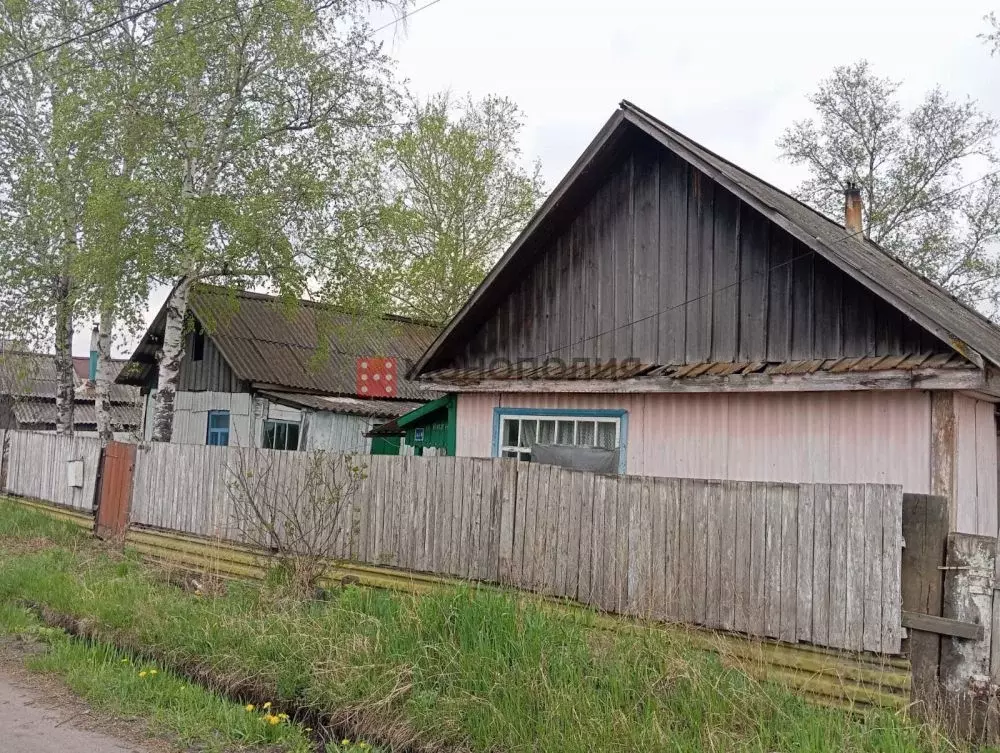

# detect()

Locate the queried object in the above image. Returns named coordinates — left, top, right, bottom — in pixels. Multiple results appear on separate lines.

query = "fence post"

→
left=939, top=532, right=996, bottom=740
left=902, top=493, right=949, bottom=716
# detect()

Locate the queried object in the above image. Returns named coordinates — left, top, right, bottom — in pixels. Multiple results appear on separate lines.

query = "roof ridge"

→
left=192, top=283, right=442, bottom=329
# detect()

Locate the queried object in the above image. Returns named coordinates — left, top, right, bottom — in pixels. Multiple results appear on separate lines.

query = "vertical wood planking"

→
left=828, top=484, right=849, bottom=650
left=811, top=484, right=832, bottom=647
left=844, top=484, right=866, bottom=651
left=795, top=484, right=815, bottom=643
left=779, top=484, right=799, bottom=643
left=733, top=480, right=753, bottom=634
left=615, top=477, right=632, bottom=613
left=658, top=152, right=688, bottom=363
left=650, top=478, right=668, bottom=620
left=881, top=486, right=903, bottom=653
left=498, top=459, right=518, bottom=584
left=719, top=480, right=739, bottom=632
left=662, top=477, right=681, bottom=621
left=565, top=470, right=584, bottom=599
left=685, top=171, right=715, bottom=362
left=577, top=471, right=595, bottom=604
left=764, top=482, right=783, bottom=639
left=704, top=480, right=722, bottom=629
left=862, top=484, right=884, bottom=652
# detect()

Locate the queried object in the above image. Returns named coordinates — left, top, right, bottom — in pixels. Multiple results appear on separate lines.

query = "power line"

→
left=520, top=168, right=1000, bottom=364
left=0, top=0, right=179, bottom=72
left=369, top=0, right=444, bottom=35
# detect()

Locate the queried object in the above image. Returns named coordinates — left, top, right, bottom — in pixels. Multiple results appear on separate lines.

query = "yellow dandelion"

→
left=138, top=671, right=147, bottom=678
left=264, top=714, right=281, bottom=726
left=277, top=713, right=289, bottom=720
left=342, top=740, right=350, bottom=746
left=149, top=669, right=158, bottom=676
left=263, top=701, right=272, bottom=709
left=245, top=704, right=255, bottom=712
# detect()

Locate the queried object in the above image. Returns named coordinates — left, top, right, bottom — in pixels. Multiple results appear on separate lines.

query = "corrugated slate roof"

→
left=1, top=350, right=139, bottom=403
left=11, top=399, right=140, bottom=428
left=411, top=101, right=1000, bottom=378
left=258, top=390, right=423, bottom=418
left=119, top=286, right=440, bottom=402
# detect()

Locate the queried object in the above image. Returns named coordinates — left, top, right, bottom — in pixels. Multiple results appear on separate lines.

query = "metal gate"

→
left=95, top=441, right=135, bottom=537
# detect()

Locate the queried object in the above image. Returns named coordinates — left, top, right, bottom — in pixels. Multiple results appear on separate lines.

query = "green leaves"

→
left=323, top=92, right=545, bottom=323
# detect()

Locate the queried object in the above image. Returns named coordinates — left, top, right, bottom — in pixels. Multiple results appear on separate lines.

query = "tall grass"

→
left=0, top=499, right=971, bottom=752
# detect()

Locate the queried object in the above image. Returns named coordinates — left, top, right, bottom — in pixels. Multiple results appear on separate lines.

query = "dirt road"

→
left=0, top=668, right=143, bottom=753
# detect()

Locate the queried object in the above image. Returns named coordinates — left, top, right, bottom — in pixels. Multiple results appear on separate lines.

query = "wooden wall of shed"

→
left=144, top=390, right=255, bottom=446
left=178, top=327, right=241, bottom=392
left=451, top=140, right=944, bottom=369
left=456, top=390, right=934, bottom=493
left=954, top=393, right=999, bottom=537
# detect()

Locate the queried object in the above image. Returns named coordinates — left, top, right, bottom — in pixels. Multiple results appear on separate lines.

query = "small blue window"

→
left=207, top=410, right=230, bottom=446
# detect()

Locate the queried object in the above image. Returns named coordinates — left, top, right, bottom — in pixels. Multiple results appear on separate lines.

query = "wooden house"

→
left=410, top=101, right=1000, bottom=537
left=0, top=346, right=141, bottom=438
left=118, top=285, right=439, bottom=452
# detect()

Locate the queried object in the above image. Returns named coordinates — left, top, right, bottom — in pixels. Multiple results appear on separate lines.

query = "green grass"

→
left=0, top=498, right=975, bottom=752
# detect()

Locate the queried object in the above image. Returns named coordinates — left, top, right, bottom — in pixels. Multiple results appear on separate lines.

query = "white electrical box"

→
left=66, top=459, right=84, bottom=488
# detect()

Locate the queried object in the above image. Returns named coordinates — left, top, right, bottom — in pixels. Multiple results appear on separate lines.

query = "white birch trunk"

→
left=95, top=311, right=113, bottom=443
left=53, top=276, right=75, bottom=436
left=151, top=277, right=192, bottom=443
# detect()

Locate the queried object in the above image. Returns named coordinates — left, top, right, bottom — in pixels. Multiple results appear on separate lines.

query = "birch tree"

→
left=0, top=0, right=99, bottom=435
left=326, top=93, right=544, bottom=322
left=122, top=0, right=400, bottom=443
left=778, top=60, right=1000, bottom=311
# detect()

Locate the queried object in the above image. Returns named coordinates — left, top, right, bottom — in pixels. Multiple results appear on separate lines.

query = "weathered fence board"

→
left=4, top=432, right=101, bottom=511
left=7, top=433, right=901, bottom=655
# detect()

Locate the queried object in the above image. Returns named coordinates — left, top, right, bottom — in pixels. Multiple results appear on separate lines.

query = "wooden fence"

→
left=3, top=431, right=102, bottom=511
left=127, top=442, right=903, bottom=654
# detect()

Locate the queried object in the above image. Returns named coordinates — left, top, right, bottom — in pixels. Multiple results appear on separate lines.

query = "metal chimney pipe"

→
left=844, top=182, right=864, bottom=237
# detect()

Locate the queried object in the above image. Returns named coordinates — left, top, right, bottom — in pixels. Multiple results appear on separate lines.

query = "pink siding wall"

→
left=954, top=394, right=999, bottom=536
left=457, top=391, right=933, bottom=493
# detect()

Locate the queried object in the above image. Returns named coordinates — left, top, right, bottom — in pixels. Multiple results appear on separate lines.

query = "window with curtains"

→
left=497, top=413, right=621, bottom=461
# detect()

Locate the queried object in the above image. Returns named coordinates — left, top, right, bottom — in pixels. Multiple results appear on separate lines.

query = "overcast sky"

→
left=87, top=0, right=998, bottom=357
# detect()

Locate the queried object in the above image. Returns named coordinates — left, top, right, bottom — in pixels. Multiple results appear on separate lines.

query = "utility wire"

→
left=518, top=168, right=1000, bottom=365
left=0, top=0, right=179, bottom=72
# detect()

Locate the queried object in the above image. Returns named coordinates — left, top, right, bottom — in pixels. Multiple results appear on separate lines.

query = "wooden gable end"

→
left=448, top=139, right=945, bottom=371
left=177, top=321, right=242, bottom=393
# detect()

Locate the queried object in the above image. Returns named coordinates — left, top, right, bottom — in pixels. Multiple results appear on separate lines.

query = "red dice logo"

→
left=356, top=357, right=397, bottom=397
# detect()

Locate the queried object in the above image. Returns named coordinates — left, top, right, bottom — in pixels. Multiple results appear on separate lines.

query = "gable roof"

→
left=119, top=285, right=440, bottom=402
left=0, top=349, right=137, bottom=404
left=411, top=101, right=1000, bottom=378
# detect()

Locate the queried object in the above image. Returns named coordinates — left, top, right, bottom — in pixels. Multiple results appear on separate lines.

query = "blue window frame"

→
left=492, top=407, right=628, bottom=474
left=207, top=410, right=230, bottom=446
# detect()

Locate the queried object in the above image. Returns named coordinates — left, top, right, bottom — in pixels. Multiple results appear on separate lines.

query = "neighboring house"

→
left=0, top=347, right=141, bottom=437
left=117, top=285, right=439, bottom=453
left=367, top=394, right=457, bottom=456
left=410, top=100, right=1000, bottom=537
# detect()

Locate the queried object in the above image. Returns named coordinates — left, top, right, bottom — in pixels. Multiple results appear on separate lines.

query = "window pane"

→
left=209, top=411, right=229, bottom=429
left=501, top=450, right=518, bottom=458
left=519, top=451, right=531, bottom=462
left=521, top=420, right=537, bottom=448
left=577, top=421, right=595, bottom=446
left=538, top=420, right=555, bottom=444
left=264, top=423, right=276, bottom=449
left=287, top=423, right=300, bottom=451
left=597, top=421, right=617, bottom=449
left=557, top=420, right=574, bottom=445
left=504, top=419, right=519, bottom=447
left=276, top=423, right=287, bottom=449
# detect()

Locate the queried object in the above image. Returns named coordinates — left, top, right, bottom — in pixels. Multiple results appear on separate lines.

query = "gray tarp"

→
left=531, top=443, right=620, bottom=474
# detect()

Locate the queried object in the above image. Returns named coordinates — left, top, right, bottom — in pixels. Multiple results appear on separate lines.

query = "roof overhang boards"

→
left=420, top=367, right=992, bottom=395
